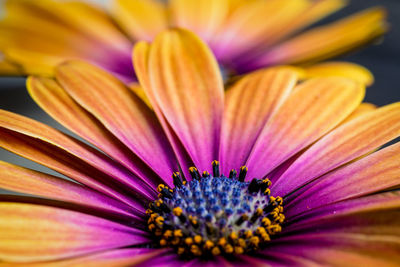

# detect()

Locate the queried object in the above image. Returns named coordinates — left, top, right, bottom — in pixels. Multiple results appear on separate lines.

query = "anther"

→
left=235, top=213, right=249, bottom=226
left=238, top=166, right=248, bottom=182
left=250, top=208, right=263, bottom=223
left=229, top=169, right=237, bottom=179
left=212, top=160, right=220, bottom=177
left=173, top=172, right=183, bottom=188
left=248, top=178, right=260, bottom=193
left=189, top=167, right=201, bottom=180
left=202, top=171, right=210, bottom=178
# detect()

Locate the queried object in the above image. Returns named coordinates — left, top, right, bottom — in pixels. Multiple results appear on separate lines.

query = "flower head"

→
left=1, top=29, right=400, bottom=265
left=0, top=0, right=387, bottom=82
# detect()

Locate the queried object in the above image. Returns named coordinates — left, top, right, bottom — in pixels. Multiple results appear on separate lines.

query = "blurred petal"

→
left=170, top=0, right=229, bottom=44
left=0, top=161, right=138, bottom=219
left=304, top=62, right=374, bottom=86
left=272, top=0, right=347, bottom=41
left=112, top=0, right=168, bottom=41
left=273, top=103, right=400, bottom=196
left=286, top=141, right=400, bottom=216
left=0, top=202, right=148, bottom=262
left=259, top=7, right=387, bottom=66
left=220, top=67, right=298, bottom=174
left=0, top=0, right=133, bottom=80
left=139, top=29, right=224, bottom=172
left=0, top=110, right=153, bottom=207
left=214, top=0, right=312, bottom=59
left=55, top=61, right=177, bottom=185
left=246, top=77, right=365, bottom=178
left=0, top=57, right=21, bottom=75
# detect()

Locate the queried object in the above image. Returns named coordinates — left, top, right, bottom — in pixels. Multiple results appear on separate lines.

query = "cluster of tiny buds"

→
left=146, top=161, right=285, bottom=258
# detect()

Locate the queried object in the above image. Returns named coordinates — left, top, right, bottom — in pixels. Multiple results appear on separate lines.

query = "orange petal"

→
left=55, top=61, right=177, bottom=183
left=0, top=109, right=154, bottom=205
left=246, top=77, right=365, bottom=178
left=137, top=29, right=224, bottom=172
left=112, top=0, right=168, bottom=41
left=341, top=102, right=377, bottom=124
left=128, top=81, right=152, bottom=109
left=0, top=161, right=139, bottom=219
left=134, top=41, right=194, bottom=173
left=27, top=76, right=162, bottom=188
left=220, top=67, right=298, bottom=174
left=274, top=102, right=400, bottom=197
left=0, top=202, right=148, bottom=262
left=260, top=7, right=387, bottom=65
left=286, top=141, right=400, bottom=216
left=304, top=62, right=374, bottom=86
left=10, top=248, right=167, bottom=267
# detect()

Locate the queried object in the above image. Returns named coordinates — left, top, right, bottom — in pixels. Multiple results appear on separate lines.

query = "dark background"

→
left=0, top=0, right=399, bottom=173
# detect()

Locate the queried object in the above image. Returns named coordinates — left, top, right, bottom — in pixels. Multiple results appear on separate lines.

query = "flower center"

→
left=146, top=161, right=284, bottom=258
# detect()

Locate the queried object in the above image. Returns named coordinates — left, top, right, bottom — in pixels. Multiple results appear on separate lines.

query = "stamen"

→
left=147, top=162, right=284, bottom=258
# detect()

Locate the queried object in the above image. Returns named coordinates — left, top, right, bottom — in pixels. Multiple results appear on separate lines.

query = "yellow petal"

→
left=261, top=7, right=387, bottom=65
left=112, top=0, right=168, bottom=41
left=304, top=62, right=374, bottom=86
left=0, top=57, right=21, bottom=75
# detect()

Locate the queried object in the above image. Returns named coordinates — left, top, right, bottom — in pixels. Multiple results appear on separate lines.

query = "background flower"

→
left=0, top=29, right=399, bottom=265
left=0, top=0, right=387, bottom=82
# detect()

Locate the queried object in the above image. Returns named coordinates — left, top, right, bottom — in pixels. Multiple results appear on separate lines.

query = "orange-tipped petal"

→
left=112, top=0, right=168, bottom=41
left=27, top=76, right=152, bottom=180
left=274, top=102, right=400, bottom=197
left=246, top=77, right=365, bottom=178
left=341, top=102, right=377, bottom=124
left=0, top=109, right=154, bottom=206
left=9, top=248, right=167, bottom=267
left=220, top=67, right=298, bottom=174
left=136, top=29, right=224, bottom=172
left=0, top=161, right=140, bottom=219
left=304, top=62, right=374, bottom=86
left=0, top=202, right=148, bottom=262
left=55, top=61, right=177, bottom=184
left=128, top=82, right=152, bottom=108
left=134, top=40, right=194, bottom=173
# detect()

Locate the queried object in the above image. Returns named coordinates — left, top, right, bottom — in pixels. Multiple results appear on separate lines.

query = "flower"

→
left=0, top=0, right=387, bottom=82
left=1, top=29, right=400, bottom=265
